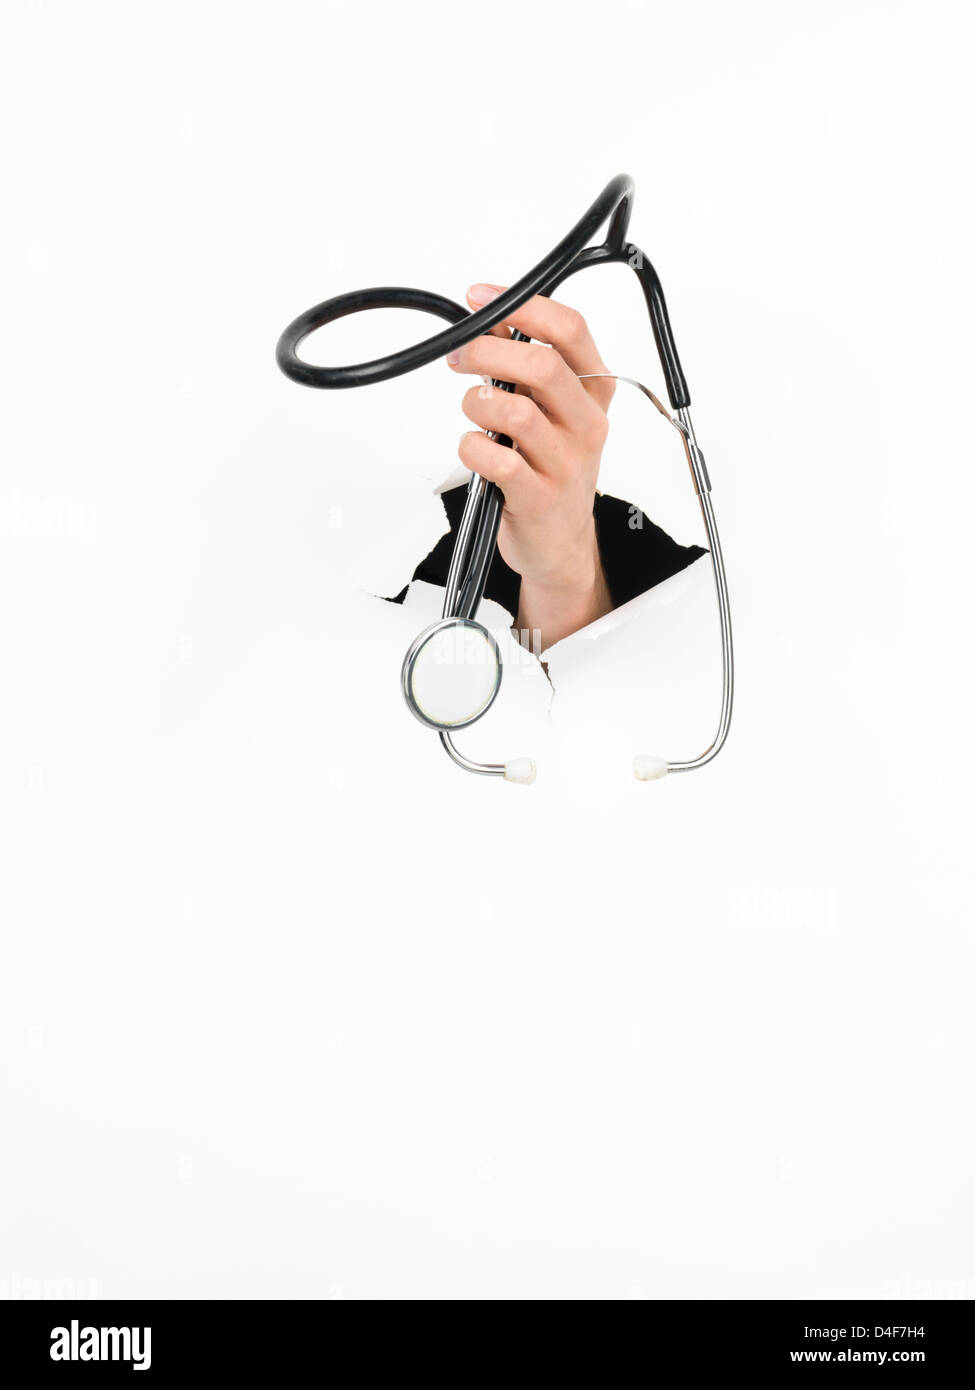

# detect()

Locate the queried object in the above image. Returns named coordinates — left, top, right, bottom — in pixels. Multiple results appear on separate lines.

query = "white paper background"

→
left=1, top=0, right=972, bottom=1299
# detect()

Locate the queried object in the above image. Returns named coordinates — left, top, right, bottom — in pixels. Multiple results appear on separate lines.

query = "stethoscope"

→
left=276, top=174, right=733, bottom=784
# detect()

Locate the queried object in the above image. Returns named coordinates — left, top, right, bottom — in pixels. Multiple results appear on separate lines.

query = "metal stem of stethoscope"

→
left=436, top=374, right=734, bottom=781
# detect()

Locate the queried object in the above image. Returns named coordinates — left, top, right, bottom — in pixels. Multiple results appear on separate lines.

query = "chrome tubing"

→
left=577, top=379, right=734, bottom=776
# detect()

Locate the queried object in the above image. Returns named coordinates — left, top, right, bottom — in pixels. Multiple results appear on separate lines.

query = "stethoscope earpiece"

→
left=633, top=755, right=670, bottom=782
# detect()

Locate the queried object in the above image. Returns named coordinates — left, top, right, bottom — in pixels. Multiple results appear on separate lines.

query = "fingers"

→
left=467, top=283, right=615, bottom=410
left=449, top=334, right=593, bottom=427
left=465, top=289, right=524, bottom=390
left=458, top=431, right=538, bottom=511
left=460, top=383, right=559, bottom=468
left=484, top=319, right=511, bottom=341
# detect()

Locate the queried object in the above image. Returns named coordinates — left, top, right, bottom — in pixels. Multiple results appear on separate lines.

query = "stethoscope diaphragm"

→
left=401, top=617, right=502, bottom=732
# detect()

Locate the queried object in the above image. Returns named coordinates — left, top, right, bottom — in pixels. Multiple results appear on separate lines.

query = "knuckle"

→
left=591, top=409, right=610, bottom=445
left=508, top=394, right=535, bottom=434
left=561, top=306, right=586, bottom=345
left=586, top=376, right=615, bottom=411
left=580, top=415, right=609, bottom=454
left=464, top=338, right=486, bottom=372
left=533, top=346, right=561, bottom=386
left=493, top=451, right=519, bottom=486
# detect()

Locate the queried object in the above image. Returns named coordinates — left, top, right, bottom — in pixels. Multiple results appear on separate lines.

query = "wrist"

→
left=521, top=519, right=601, bottom=595
left=515, top=525, right=612, bottom=649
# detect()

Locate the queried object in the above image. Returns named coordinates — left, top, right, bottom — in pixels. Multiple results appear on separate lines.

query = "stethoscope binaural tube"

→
left=275, top=175, right=733, bottom=784
left=576, top=376, right=734, bottom=779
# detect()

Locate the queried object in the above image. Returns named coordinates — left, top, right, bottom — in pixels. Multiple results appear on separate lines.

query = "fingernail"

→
left=447, top=349, right=461, bottom=366
left=468, top=283, right=504, bottom=307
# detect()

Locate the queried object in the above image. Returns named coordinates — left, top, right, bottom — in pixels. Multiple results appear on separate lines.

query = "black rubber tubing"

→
left=275, top=173, right=690, bottom=410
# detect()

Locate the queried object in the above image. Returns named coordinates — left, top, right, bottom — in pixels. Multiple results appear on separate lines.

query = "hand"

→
left=448, top=284, right=616, bottom=650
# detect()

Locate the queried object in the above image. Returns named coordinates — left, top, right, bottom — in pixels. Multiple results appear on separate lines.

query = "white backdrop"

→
left=2, top=0, right=973, bottom=1300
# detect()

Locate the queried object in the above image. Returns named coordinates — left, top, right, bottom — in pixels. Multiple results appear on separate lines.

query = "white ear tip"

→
left=633, top=754, right=669, bottom=781
left=504, top=757, right=537, bottom=785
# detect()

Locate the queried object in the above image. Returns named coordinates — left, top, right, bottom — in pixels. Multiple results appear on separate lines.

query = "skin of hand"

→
left=447, top=284, right=616, bottom=651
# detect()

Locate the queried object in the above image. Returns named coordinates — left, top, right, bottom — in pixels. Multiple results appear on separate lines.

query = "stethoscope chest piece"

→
left=401, top=617, right=502, bottom=732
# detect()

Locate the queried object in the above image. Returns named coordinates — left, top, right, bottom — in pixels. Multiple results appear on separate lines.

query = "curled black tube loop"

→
left=275, top=173, right=689, bottom=410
